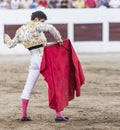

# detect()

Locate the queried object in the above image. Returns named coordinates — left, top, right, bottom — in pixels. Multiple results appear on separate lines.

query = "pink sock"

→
left=56, top=111, right=64, bottom=118
left=21, top=99, right=29, bottom=118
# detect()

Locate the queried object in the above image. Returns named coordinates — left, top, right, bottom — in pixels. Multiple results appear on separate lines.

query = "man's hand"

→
left=57, top=39, right=63, bottom=45
left=4, top=33, right=12, bottom=48
left=4, top=33, right=10, bottom=43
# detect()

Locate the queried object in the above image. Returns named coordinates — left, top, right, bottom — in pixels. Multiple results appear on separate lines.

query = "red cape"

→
left=40, top=39, right=85, bottom=111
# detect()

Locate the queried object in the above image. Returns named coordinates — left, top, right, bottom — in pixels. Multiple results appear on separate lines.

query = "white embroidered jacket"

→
left=4, top=21, right=62, bottom=49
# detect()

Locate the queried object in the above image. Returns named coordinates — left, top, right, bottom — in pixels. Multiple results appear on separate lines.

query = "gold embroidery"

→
left=24, top=40, right=47, bottom=48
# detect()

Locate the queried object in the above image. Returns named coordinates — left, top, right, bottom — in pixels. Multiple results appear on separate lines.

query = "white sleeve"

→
left=4, top=29, right=20, bottom=48
left=36, top=22, right=62, bottom=42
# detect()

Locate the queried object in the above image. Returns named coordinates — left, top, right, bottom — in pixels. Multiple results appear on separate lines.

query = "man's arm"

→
left=36, top=22, right=63, bottom=45
left=4, top=29, right=20, bottom=48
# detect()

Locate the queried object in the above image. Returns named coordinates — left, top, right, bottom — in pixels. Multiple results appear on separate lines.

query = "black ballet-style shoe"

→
left=55, top=116, right=69, bottom=122
left=21, top=117, right=32, bottom=122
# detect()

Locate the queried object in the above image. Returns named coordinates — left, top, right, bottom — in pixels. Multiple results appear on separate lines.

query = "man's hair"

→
left=31, top=11, right=47, bottom=20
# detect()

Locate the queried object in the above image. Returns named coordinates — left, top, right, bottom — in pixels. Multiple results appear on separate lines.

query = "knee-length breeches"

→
left=21, top=49, right=43, bottom=99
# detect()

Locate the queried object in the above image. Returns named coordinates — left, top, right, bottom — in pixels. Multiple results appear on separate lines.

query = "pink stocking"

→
left=21, top=99, right=29, bottom=118
left=56, top=111, right=64, bottom=118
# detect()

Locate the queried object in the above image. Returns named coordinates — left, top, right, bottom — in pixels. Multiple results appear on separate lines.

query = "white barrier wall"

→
left=0, top=8, right=120, bottom=54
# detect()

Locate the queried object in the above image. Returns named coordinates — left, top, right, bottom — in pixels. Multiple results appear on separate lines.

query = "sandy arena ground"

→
left=0, top=53, right=120, bottom=130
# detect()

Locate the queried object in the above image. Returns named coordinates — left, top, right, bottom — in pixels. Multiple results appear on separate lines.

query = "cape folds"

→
left=40, top=39, right=85, bottom=111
